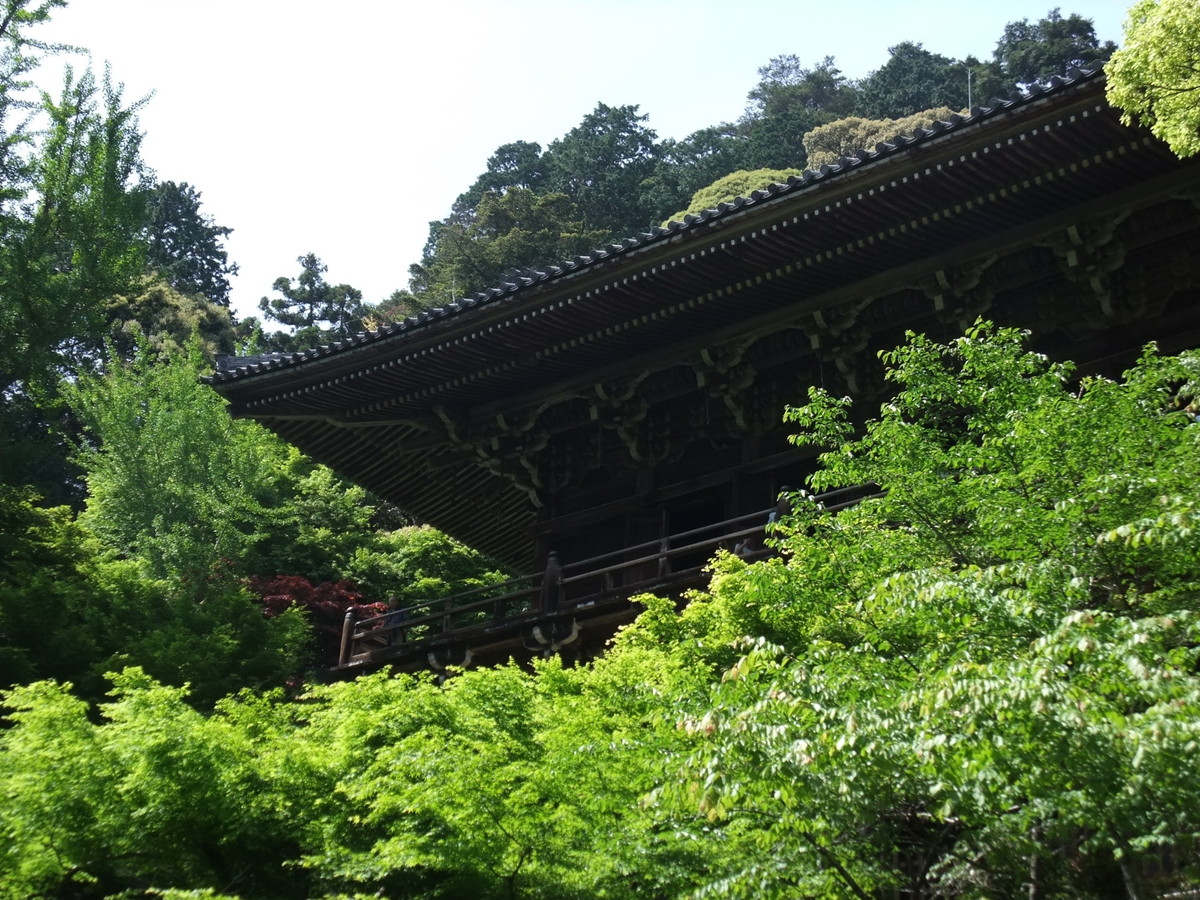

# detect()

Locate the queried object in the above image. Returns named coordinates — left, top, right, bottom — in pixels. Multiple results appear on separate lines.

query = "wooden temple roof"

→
left=209, top=66, right=1200, bottom=568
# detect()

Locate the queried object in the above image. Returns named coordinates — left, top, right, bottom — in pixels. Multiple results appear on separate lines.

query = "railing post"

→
left=338, top=609, right=357, bottom=666
left=541, top=551, right=562, bottom=612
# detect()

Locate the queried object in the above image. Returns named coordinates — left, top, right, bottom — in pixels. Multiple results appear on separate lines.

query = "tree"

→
left=258, top=252, right=367, bottom=350
left=746, top=55, right=858, bottom=120
left=662, top=325, right=1200, bottom=897
left=450, top=139, right=548, bottom=222
left=345, top=524, right=508, bottom=606
left=664, top=167, right=802, bottom=224
left=545, top=102, right=668, bottom=235
left=648, top=122, right=751, bottom=208
left=0, top=64, right=147, bottom=395
left=802, top=106, right=958, bottom=168
left=361, top=287, right=429, bottom=328
left=738, top=101, right=828, bottom=170
left=0, top=12, right=148, bottom=500
left=994, top=7, right=1117, bottom=87
left=1107, top=0, right=1200, bottom=158
left=106, top=276, right=236, bottom=362
left=410, top=188, right=606, bottom=303
left=142, top=180, right=239, bottom=306
left=67, top=342, right=289, bottom=593
left=5, top=323, right=1199, bottom=896
left=855, top=42, right=968, bottom=118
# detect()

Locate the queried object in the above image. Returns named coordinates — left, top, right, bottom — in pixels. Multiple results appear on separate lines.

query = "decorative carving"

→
left=1042, top=215, right=1134, bottom=325
left=691, top=337, right=758, bottom=434
left=432, top=405, right=550, bottom=507
left=921, top=257, right=997, bottom=331
left=800, top=297, right=876, bottom=396
left=586, top=376, right=672, bottom=466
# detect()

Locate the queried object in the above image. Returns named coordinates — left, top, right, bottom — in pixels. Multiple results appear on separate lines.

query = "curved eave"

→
left=209, top=67, right=1112, bottom=413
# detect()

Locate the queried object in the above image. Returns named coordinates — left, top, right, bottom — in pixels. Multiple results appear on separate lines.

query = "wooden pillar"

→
left=541, top=551, right=563, bottom=612
left=338, top=609, right=356, bottom=667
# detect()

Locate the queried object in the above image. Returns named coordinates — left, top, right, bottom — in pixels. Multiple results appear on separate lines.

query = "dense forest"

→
left=2, top=0, right=1200, bottom=896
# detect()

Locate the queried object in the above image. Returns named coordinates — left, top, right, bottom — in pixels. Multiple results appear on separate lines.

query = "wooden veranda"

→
left=333, top=486, right=875, bottom=674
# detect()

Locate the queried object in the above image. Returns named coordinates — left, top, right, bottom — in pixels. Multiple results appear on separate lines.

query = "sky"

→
left=39, top=0, right=1133, bottom=322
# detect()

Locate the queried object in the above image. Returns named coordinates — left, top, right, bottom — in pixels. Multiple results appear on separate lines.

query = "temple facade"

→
left=210, top=67, right=1200, bottom=670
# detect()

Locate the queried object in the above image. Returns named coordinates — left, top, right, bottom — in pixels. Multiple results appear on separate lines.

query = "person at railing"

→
left=384, top=596, right=408, bottom=645
left=767, top=487, right=793, bottom=527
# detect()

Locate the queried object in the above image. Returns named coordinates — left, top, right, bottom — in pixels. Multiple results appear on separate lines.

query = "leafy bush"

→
left=4, top=326, right=1198, bottom=898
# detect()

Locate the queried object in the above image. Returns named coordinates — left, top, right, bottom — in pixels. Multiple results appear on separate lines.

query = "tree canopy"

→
left=1107, top=0, right=1200, bottom=158
left=142, top=180, right=239, bottom=306
left=4, top=325, right=1199, bottom=897
left=257, top=252, right=367, bottom=350
left=994, top=7, right=1117, bottom=86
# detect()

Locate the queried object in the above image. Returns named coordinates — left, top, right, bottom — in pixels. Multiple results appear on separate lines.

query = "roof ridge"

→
left=207, top=63, right=1106, bottom=384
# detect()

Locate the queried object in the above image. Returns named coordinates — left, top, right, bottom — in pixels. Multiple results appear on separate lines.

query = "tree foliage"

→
left=142, top=180, right=239, bottom=306
left=0, top=64, right=147, bottom=393
left=544, top=102, right=666, bottom=235
left=747, top=55, right=858, bottom=120
left=994, top=6, right=1117, bottom=86
left=803, top=106, right=957, bottom=168
left=664, top=325, right=1200, bottom=897
left=258, top=252, right=367, bottom=351
left=664, top=167, right=802, bottom=225
left=855, top=42, right=968, bottom=118
left=106, top=276, right=236, bottom=361
left=1107, top=0, right=1200, bottom=158
left=410, top=188, right=606, bottom=302
left=68, top=342, right=286, bottom=593
left=5, top=326, right=1199, bottom=898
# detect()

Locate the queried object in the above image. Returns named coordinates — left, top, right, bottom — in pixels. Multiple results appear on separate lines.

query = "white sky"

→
left=40, top=0, right=1132, bottom=321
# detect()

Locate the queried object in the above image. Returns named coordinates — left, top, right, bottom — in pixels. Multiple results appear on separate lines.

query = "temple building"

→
left=209, top=66, right=1200, bottom=671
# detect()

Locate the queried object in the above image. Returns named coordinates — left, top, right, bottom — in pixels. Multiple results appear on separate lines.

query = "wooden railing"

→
left=337, top=484, right=878, bottom=667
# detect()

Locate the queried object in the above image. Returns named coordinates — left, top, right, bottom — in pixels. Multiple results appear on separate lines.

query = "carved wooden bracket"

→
left=691, top=337, right=759, bottom=433
left=432, top=405, right=550, bottom=507
left=801, top=297, right=876, bottom=396
left=921, top=257, right=997, bottom=331
left=1042, top=215, right=1133, bottom=325
left=586, top=376, right=671, bottom=466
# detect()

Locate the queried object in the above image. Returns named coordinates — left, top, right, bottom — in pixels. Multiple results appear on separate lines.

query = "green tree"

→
left=0, top=670, right=311, bottom=896
left=68, top=342, right=287, bottom=592
left=0, top=3, right=149, bottom=500
left=9, top=326, right=1199, bottom=897
left=746, top=55, right=858, bottom=120
left=661, top=325, right=1200, bottom=897
left=738, top=101, right=827, bottom=170
left=664, top=167, right=802, bottom=224
left=142, top=180, right=239, bottom=306
left=545, top=102, right=667, bottom=235
left=411, top=188, right=606, bottom=303
left=0, top=63, right=147, bottom=397
left=994, top=7, right=1117, bottom=86
left=1107, top=0, right=1200, bottom=158
left=855, top=42, right=968, bottom=117
left=258, top=252, right=367, bottom=351
left=361, top=287, right=429, bottom=328
left=345, top=524, right=508, bottom=604
left=450, top=139, right=548, bottom=222
left=647, top=122, right=751, bottom=208
left=106, top=276, right=236, bottom=362
left=802, top=106, right=958, bottom=168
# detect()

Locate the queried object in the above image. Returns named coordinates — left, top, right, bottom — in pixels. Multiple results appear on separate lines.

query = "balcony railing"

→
left=336, top=484, right=877, bottom=669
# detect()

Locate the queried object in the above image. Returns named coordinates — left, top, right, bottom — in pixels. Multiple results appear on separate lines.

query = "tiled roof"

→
left=211, top=65, right=1107, bottom=384
left=203, top=61, right=1200, bottom=568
